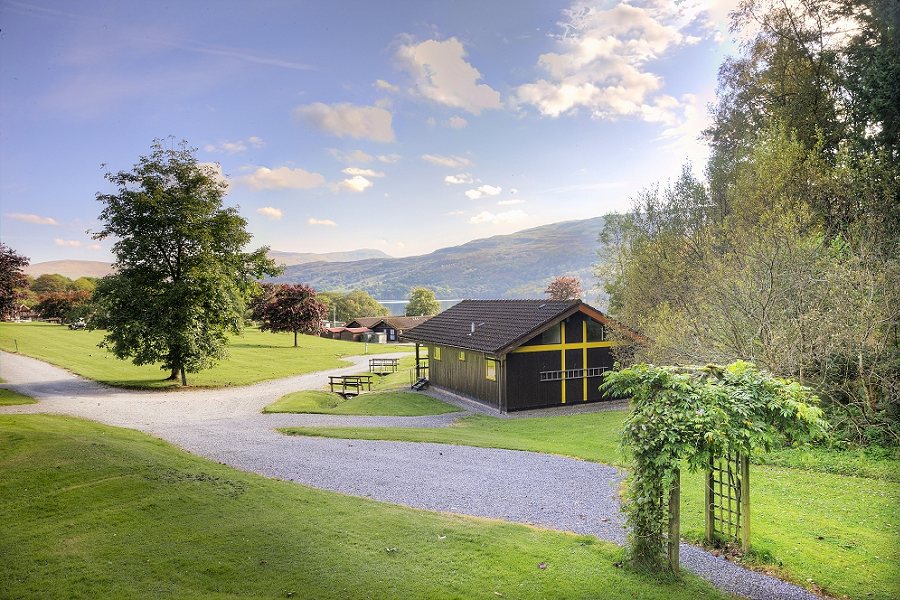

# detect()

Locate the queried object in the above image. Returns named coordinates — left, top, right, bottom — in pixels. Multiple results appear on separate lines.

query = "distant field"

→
left=0, top=414, right=729, bottom=600
left=282, top=411, right=900, bottom=600
left=0, top=322, right=410, bottom=389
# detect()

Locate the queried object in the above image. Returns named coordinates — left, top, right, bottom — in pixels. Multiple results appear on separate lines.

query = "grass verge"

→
left=0, top=388, right=37, bottom=406
left=281, top=410, right=900, bottom=600
left=0, top=414, right=728, bottom=600
left=263, top=390, right=460, bottom=416
left=0, top=322, right=409, bottom=389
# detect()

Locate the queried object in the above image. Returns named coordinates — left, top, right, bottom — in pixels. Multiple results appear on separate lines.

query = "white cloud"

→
left=342, top=167, right=385, bottom=178
left=374, top=79, right=399, bottom=93
left=469, top=209, right=528, bottom=225
left=295, top=102, right=395, bottom=142
left=203, top=136, right=264, bottom=154
left=515, top=1, right=710, bottom=123
left=240, top=166, right=326, bottom=190
left=656, top=90, right=714, bottom=167
left=444, top=173, right=475, bottom=185
left=6, top=213, right=58, bottom=225
left=465, top=184, right=502, bottom=200
left=54, top=238, right=83, bottom=247
left=329, top=148, right=374, bottom=163
left=338, top=175, right=373, bottom=193
left=397, top=37, right=502, bottom=114
left=377, top=154, right=401, bottom=164
left=498, top=198, right=525, bottom=206
left=446, top=116, right=468, bottom=129
left=308, top=218, right=336, bottom=226
left=421, top=154, right=473, bottom=168
left=446, top=210, right=466, bottom=216
left=257, top=206, right=283, bottom=220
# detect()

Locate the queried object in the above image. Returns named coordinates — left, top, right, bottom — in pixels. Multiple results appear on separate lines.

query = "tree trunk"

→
left=166, top=367, right=178, bottom=381
left=180, top=366, right=187, bottom=386
left=294, top=330, right=298, bottom=347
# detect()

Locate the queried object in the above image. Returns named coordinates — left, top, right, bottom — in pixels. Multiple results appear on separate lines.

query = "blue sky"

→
left=0, top=0, right=738, bottom=264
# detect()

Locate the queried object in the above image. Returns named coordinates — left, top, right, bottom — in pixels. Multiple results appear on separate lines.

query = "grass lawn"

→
left=0, top=388, right=37, bottom=406
left=263, top=390, right=460, bottom=416
left=0, top=414, right=729, bottom=600
left=0, top=322, right=409, bottom=389
left=281, top=410, right=900, bottom=600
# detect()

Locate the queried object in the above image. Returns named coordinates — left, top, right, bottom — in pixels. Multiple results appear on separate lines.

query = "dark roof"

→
left=347, top=316, right=432, bottom=330
left=401, top=299, right=589, bottom=355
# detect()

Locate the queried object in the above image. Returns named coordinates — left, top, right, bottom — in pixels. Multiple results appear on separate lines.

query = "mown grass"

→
left=0, top=388, right=37, bottom=406
left=0, top=322, right=410, bottom=389
left=281, top=409, right=900, bottom=600
left=0, top=414, right=729, bottom=600
left=263, top=390, right=460, bottom=416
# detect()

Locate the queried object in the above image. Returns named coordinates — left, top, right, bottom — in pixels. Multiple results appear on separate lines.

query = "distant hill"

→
left=268, top=248, right=391, bottom=267
left=25, top=260, right=115, bottom=279
left=24, top=248, right=393, bottom=280
left=269, top=216, right=607, bottom=299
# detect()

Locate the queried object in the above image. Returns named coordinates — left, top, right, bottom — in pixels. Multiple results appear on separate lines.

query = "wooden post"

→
left=668, top=468, right=681, bottom=572
left=705, top=456, right=714, bottom=545
left=741, top=455, right=751, bottom=553
left=415, top=343, right=421, bottom=379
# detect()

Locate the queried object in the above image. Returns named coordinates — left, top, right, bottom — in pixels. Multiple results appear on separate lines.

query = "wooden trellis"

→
left=705, top=454, right=750, bottom=552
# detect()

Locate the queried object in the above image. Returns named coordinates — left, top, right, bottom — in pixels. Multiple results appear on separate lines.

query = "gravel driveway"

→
left=0, top=350, right=817, bottom=600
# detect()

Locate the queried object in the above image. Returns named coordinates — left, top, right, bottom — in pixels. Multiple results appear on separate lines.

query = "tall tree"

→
left=30, top=273, right=73, bottom=294
left=405, top=287, right=440, bottom=316
left=318, top=289, right=389, bottom=322
left=0, top=243, right=29, bottom=320
left=255, top=284, right=327, bottom=347
left=92, top=139, right=279, bottom=385
left=545, top=276, right=583, bottom=300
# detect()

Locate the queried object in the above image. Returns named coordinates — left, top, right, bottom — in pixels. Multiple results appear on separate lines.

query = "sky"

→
left=0, top=0, right=740, bottom=264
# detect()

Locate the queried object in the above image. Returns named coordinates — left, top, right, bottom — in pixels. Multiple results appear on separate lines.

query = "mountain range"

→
left=25, top=216, right=608, bottom=300
left=269, top=216, right=607, bottom=299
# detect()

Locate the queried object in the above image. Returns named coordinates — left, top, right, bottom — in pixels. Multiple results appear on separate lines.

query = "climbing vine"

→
left=601, top=361, right=828, bottom=571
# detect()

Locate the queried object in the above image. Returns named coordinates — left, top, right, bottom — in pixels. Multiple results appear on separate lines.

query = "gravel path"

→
left=0, top=350, right=818, bottom=600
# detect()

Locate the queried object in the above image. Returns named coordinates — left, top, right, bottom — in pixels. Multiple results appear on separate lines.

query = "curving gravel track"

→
left=0, top=350, right=818, bottom=600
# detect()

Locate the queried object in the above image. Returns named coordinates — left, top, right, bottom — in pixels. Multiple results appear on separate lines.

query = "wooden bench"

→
left=369, top=358, right=400, bottom=375
left=328, top=374, right=374, bottom=396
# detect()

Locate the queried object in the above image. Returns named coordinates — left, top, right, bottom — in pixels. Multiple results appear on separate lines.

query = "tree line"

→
left=597, top=0, right=899, bottom=446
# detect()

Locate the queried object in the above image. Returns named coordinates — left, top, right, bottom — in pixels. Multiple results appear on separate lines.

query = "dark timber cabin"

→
left=345, top=316, right=432, bottom=343
left=402, top=299, right=634, bottom=412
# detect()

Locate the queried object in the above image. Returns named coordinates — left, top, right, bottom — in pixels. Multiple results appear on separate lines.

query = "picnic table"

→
left=369, top=357, right=400, bottom=375
left=328, top=374, right=374, bottom=396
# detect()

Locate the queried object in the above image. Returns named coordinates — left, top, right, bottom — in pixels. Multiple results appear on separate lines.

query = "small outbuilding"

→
left=345, top=316, right=432, bottom=343
left=339, top=327, right=373, bottom=342
left=401, top=299, right=638, bottom=412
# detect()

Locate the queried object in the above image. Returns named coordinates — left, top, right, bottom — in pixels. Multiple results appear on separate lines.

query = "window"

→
left=458, top=351, right=466, bottom=362
left=432, top=346, right=441, bottom=360
left=586, top=320, right=606, bottom=342
left=540, top=324, right=561, bottom=345
left=485, top=360, right=497, bottom=381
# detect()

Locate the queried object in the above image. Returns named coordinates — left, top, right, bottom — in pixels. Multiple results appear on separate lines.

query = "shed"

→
left=320, top=327, right=346, bottom=340
left=401, top=299, right=639, bottom=412
left=339, top=327, right=373, bottom=342
left=346, top=316, right=432, bottom=343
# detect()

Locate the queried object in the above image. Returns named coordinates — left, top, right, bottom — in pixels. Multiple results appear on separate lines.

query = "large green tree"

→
left=405, top=287, right=440, bottom=316
left=0, top=243, right=29, bottom=320
left=318, top=289, right=389, bottom=322
left=92, top=139, right=279, bottom=385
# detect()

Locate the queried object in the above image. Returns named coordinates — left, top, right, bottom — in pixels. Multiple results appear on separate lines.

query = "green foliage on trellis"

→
left=601, top=361, right=829, bottom=571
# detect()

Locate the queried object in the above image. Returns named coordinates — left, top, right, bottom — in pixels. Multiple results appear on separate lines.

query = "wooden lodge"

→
left=401, top=299, right=637, bottom=412
left=345, top=316, right=432, bottom=343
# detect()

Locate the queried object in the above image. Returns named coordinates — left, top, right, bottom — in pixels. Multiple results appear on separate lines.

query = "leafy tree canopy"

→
left=35, top=290, right=92, bottom=322
left=0, top=243, right=29, bottom=320
left=91, top=138, right=279, bottom=385
left=318, top=289, right=389, bottom=322
left=405, top=287, right=440, bottom=316
left=30, top=273, right=72, bottom=294
left=255, top=284, right=327, bottom=347
left=545, top=276, right=583, bottom=300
